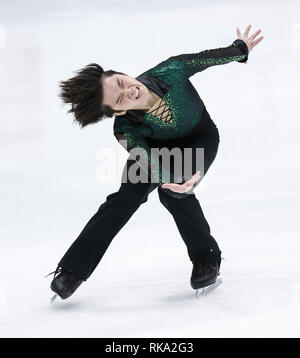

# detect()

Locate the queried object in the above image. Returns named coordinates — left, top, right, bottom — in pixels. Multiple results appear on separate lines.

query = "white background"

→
left=0, top=0, right=300, bottom=337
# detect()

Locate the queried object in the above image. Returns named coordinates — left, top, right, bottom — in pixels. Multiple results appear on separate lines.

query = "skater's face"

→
left=101, top=73, right=152, bottom=116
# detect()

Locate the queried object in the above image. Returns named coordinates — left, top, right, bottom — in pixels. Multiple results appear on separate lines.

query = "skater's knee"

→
left=105, top=182, right=156, bottom=206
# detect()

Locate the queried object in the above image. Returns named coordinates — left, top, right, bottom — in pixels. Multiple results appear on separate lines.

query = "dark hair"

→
left=58, top=63, right=126, bottom=128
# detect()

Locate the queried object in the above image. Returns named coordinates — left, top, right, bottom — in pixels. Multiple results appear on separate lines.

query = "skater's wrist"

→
left=232, top=39, right=249, bottom=63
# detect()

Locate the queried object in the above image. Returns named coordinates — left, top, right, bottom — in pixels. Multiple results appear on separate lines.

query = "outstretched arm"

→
left=170, top=25, right=263, bottom=78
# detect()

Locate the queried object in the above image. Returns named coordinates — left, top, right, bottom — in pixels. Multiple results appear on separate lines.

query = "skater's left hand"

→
left=236, top=25, right=264, bottom=64
left=161, top=171, right=201, bottom=194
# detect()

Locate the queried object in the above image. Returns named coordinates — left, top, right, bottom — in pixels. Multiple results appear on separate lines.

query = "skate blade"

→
left=195, top=277, right=222, bottom=297
left=50, top=294, right=58, bottom=303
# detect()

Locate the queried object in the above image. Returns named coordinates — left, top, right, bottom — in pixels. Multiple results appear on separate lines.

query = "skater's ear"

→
left=114, top=110, right=127, bottom=116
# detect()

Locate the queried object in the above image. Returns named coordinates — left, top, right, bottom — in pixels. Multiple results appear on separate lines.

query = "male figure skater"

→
left=47, top=25, right=263, bottom=301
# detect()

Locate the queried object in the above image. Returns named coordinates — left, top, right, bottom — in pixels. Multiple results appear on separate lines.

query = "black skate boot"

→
left=190, top=260, right=222, bottom=296
left=45, top=267, right=84, bottom=302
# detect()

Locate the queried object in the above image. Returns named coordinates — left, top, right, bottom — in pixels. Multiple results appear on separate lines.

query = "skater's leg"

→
left=57, top=158, right=158, bottom=281
left=158, top=188, right=221, bottom=265
left=157, top=110, right=222, bottom=265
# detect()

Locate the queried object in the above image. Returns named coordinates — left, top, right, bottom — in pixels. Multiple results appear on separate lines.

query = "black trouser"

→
left=57, top=108, right=222, bottom=281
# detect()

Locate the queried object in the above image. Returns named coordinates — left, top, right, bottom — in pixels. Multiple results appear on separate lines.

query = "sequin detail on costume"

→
left=171, top=41, right=248, bottom=77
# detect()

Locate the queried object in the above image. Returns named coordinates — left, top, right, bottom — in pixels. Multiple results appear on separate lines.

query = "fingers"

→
left=161, top=183, right=186, bottom=193
left=185, top=171, right=201, bottom=185
left=243, top=24, right=251, bottom=38
left=249, top=28, right=262, bottom=42
left=184, top=171, right=202, bottom=190
left=161, top=171, right=202, bottom=193
left=236, top=25, right=263, bottom=53
left=192, top=170, right=201, bottom=183
left=252, top=36, right=264, bottom=47
left=161, top=183, right=180, bottom=189
left=161, top=183, right=169, bottom=188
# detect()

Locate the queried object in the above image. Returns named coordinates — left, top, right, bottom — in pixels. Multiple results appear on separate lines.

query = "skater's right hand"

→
left=236, top=25, right=264, bottom=63
left=161, top=170, right=201, bottom=194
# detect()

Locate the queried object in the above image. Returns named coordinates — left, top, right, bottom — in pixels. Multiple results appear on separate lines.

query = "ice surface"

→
left=1, top=0, right=300, bottom=338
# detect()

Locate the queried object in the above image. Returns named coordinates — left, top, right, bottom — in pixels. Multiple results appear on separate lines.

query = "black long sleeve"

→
left=170, top=39, right=249, bottom=78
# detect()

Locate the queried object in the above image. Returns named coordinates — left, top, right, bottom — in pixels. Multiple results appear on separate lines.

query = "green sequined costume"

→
left=113, top=39, right=248, bottom=185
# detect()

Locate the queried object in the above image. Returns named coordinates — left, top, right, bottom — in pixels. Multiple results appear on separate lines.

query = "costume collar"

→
left=124, top=75, right=171, bottom=123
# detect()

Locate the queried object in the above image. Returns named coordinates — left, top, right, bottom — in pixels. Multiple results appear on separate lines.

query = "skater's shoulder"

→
left=137, top=57, right=186, bottom=85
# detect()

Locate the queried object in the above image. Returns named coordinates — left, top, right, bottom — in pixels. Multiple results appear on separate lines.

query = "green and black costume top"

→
left=113, top=39, right=248, bottom=185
